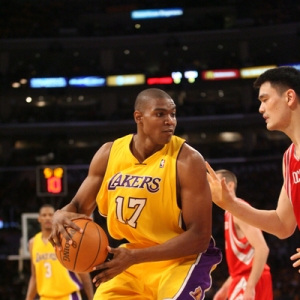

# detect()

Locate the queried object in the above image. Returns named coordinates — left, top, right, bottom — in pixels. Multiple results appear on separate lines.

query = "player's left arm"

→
left=175, top=143, right=213, bottom=253
left=77, top=273, right=94, bottom=300
left=235, top=217, right=270, bottom=299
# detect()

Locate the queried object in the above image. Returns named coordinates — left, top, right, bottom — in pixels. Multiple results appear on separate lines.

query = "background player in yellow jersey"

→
left=25, top=204, right=93, bottom=300
left=49, top=88, right=222, bottom=300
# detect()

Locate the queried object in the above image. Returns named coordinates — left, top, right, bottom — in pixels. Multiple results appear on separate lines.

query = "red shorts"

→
left=228, top=270, right=273, bottom=300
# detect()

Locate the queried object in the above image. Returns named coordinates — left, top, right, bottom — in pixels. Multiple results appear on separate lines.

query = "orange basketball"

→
left=55, top=218, right=109, bottom=273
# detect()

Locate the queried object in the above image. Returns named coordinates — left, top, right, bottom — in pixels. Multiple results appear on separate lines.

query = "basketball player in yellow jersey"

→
left=25, top=204, right=93, bottom=300
left=49, top=88, right=222, bottom=300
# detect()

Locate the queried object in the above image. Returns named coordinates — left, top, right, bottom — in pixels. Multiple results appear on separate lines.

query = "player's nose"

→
left=165, top=115, right=176, bottom=125
left=258, top=103, right=264, bottom=114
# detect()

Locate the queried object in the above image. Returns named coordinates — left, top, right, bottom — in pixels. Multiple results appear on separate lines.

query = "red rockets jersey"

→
left=284, top=143, right=300, bottom=229
left=224, top=201, right=270, bottom=277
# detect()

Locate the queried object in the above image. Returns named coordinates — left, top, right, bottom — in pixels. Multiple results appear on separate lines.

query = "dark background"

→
left=0, top=0, right=300, bottom=299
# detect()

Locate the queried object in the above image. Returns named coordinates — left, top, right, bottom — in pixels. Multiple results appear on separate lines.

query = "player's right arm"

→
left=49, top=142, right=112, bottom=247
left=25, top=238, right=37, bottom=300
left=206, top=161, right=297, bottom=239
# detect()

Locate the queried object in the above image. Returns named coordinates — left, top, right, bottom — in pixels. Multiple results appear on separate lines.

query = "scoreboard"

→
left=36, top=165, right=67, bottom=196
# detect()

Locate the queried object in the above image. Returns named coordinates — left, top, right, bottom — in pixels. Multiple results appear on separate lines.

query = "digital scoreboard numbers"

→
left=36, top=166, right=68, bottom=196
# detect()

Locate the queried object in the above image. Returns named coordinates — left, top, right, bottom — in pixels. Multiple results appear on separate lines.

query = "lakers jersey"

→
left=32, top=232, right=83, bottom=298
left=96, top=134, right=185, bottom=247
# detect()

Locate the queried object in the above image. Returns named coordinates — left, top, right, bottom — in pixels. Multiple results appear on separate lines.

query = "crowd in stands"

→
left=0, top=0, right=299, bottom=39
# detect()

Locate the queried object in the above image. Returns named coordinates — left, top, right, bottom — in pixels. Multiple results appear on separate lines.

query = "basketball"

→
left=55, top=218, right=109, bottom=273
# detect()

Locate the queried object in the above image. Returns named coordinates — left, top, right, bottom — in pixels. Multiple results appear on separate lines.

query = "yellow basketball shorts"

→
left=40, top=290, right=82, bottom=300
left=94, top=238, right=222, bottom=300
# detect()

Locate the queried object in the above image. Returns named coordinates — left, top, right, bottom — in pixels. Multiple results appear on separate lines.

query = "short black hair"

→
left=39, top=204, right=55, bottom=214
left=134, top=88, right=172, bottom=111
left=253, top=66, right=300, bottom=97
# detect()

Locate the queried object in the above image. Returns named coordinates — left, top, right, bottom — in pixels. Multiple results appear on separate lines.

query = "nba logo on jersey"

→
left=159, top=159, right=165, bottom=168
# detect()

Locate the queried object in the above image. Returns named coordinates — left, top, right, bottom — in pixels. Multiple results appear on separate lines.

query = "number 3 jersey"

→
left=32, top=232, right=83, bottom=298
left=96, top=134, right=186, bottom=247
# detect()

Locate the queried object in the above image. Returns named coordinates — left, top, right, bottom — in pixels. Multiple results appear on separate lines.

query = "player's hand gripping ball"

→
left=55, top=218, right=109, bottom=273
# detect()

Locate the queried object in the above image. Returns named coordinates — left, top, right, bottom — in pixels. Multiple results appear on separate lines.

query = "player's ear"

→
left=286, top=89, right=297, bottom=108
left=134, top=110, right=143, bottom=123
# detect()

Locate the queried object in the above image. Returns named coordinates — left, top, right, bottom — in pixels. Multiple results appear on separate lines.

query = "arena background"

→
left=0, top=1, right=300, bottom=299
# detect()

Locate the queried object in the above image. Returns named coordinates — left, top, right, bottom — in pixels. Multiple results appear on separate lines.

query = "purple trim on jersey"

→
left=71, top=291, right=81, bottom=300
left=175, top=238, right=222, bottom=300
left=69, top=270, right=83, bottom=290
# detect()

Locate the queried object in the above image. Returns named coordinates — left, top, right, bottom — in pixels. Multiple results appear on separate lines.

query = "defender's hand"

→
left=206, top=161, right=235, bottom=210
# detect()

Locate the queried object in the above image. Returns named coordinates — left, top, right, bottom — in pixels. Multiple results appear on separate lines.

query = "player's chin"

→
left=161, top=131, right=173, bottom=140
left=160, top=136, right=172, bottom=144
left=266, top=123, right=277, bottom=131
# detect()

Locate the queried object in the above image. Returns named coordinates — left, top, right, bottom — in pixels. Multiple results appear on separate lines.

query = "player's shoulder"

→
left=179, top=142, right=204, bottom=162
left=90, top=137, right=130, bottom=173
left=100, top=141, right=114, bottom=153
left=28, top=236, right=35, bottom=245
left=95, top=134, right=132, bottom=158
left=177, top=143, right=205, bottom=174
left=28, top=233, right=39, bottom=253
left=92, top=141, right=113, bottom=161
